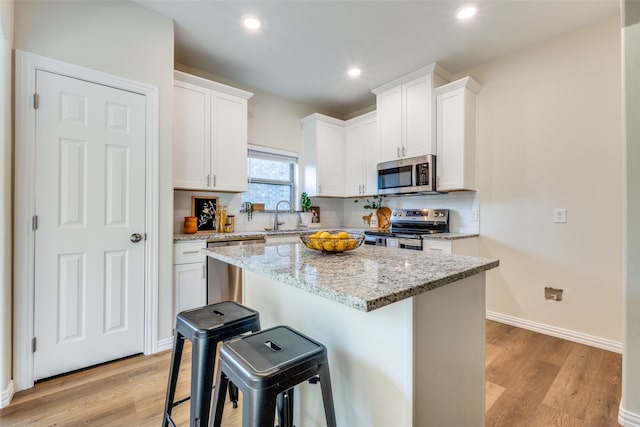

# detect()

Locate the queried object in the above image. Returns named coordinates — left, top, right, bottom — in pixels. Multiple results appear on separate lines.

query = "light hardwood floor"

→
left=0, top=320, right=622, bottom=426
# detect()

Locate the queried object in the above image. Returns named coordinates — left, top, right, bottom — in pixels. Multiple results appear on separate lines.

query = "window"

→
left=242, top=145, right=298, bottom=210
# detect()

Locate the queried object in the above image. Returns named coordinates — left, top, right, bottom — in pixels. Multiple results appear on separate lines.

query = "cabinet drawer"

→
left=173, top=241, right=206, bottom=264
left=423, top=240, right=452, bottom=254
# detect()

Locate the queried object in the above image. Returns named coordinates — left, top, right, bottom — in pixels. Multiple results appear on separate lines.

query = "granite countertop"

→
left=174, top=229, right=479, bottom=242
left=174, top=229, right=307, bottom=242
left=421, top=232, right=479, bottom=240
left=205, top=242, right=498, bottom=312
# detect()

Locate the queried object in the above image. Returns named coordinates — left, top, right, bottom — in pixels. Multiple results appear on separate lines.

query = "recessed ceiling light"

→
left=456, top=5, right=477, bottom=20
left=347, top=68, right=361, bottom=78
left=243, top=15, right=262, bottom=30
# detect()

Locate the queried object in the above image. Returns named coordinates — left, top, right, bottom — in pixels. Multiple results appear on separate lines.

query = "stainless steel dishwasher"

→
left=207, top=238, right=266, bottom=304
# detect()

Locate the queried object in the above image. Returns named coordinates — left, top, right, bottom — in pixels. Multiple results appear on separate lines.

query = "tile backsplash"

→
left=174, top=190, right=479, bottom=234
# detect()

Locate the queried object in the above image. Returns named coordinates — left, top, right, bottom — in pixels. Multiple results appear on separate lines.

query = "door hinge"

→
left=32, top=337, right=37, bottom=353
left=33, top=93, right=39, bottom=110
left=32, top=215, right=38, bottom=231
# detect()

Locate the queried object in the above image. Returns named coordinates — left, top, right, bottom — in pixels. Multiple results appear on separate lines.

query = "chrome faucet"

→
left=273, top=200, right=292, bottom=231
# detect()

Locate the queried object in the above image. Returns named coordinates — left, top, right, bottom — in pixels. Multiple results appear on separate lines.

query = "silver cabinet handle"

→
left=202, top=264, right=206, bottom=279
left=130, top=233, right=143, bottom=243
left=181, top=250, right=200, bottom=254
left=397, top=147, right=400, bottom=157
left=402, top=146, right=406, bottom=157
left=207, top=174, right=211, bottom=187
left=213, top=174, right=216, bottom=187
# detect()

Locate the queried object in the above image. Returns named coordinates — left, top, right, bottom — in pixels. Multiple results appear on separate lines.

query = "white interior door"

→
left=33, top=70, right=146, bottom=380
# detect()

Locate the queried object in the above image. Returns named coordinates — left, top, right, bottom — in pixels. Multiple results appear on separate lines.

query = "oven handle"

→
left=397, top=238, right=422, bottom=250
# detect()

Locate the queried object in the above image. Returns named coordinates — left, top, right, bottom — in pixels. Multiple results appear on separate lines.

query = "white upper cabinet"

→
left=173, top=71, right=253, bottom=192
left=373, top=64, right=451, bottom=163
left=435, top=77, right=481, bottom=192
left=344, top=112, right=378, bottom=197
left=301, top=114, right=346, bottom=197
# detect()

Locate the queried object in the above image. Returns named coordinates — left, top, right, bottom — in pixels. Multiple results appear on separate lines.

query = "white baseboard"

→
left=486, top=311, right=622, bottom=354
left=157, top=337, right=174, bottom=353
left=619, top=406, right=640, bottom=426
left=1, top=379, right=15, bottom=409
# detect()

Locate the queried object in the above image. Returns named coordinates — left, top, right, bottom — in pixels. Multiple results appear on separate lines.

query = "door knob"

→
left=130, top=233, right=143, bottom=243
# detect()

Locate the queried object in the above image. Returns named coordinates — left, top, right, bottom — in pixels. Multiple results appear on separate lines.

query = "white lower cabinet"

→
left=423, top=237, right=478, bottom=256
left=173, top=240, right=207, bottom=317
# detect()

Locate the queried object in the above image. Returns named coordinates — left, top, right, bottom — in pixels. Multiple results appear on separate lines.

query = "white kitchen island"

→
left=205, top=242, right=498, bottom=427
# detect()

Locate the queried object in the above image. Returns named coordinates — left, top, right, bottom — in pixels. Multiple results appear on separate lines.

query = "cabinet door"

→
left=436, top=87, right=477, bottom=191
left=362, top=117, right=379, bottom=195
left=211, top=91, right=248, bottom=192
left=376, top=86, right=402, bottom=162
left=403, top=74, right=434, bottom=158
left=316, top=121, right=345, bottom=196
left=173, top=262, right=206, bottom=316
left=173, top=81, right=211, bottom=190
left=345, top=124, right=365, bottom=197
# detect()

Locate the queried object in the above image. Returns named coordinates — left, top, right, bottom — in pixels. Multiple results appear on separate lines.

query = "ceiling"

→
left=135, top=0, right=619, bottom=118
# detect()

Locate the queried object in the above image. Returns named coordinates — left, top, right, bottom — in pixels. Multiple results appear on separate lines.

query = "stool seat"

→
left=163, top=301, right=260, bottom=427
left=210, top=325, right=337, bottom=427
left=176, top=301, right=260, bottom=341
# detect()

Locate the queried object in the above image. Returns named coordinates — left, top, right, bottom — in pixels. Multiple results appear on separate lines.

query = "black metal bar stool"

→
left=163, top=301, right=260, bottom=427
left=209, top=325, right=337, bottom=427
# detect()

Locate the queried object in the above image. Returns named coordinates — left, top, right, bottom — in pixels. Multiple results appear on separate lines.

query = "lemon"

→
left=337, top=231, right=349, bottom=239
left=334, top=240, right=347, bottom=252
left=313, top=240, right=323, bottom=250
left=323, top=241, right=335, bottom=251
left=319, top=231, right=331, bottom=239
left=347, top=239, right=357, bottom=250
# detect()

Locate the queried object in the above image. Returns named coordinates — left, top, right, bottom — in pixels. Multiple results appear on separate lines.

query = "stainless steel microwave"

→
left=377, top=154, right=436, bottom=195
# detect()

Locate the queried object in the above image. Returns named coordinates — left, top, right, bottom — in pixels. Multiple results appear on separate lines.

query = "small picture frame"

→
left=310, top=206, right=320, bottom=223
left=191, top=196, right=218, bottom=233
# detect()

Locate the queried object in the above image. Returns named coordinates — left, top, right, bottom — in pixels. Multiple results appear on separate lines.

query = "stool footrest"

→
left=171, top=395, right=191, bottom=408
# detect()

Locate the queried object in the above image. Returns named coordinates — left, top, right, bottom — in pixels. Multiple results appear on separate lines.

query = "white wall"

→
left=465, top=17, right=623, bottom=344
left=13, top=0, right=176, bottom=344
left=0, top=0, right=14, bottom=409
left=622, top=0, right=640, bottom=422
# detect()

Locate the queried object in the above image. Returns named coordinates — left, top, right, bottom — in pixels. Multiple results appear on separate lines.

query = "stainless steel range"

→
left=364, top=209, right=449, bottom=250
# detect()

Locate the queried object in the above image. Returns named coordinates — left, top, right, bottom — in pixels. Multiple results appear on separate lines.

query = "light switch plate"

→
left=553, top=208, right=567, bottom=223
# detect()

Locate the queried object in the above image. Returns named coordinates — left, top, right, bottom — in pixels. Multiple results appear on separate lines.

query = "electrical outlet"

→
left=544, top=287, right=563, bottom=301
left=471, top=209, right=479, bottom=222
left=553, top=208, right=567, bottom=224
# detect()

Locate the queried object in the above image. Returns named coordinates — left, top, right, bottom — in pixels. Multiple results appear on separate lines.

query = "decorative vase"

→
left=369, top=211, right=378, bottom=228
left=183, top=216, right=197, bottom=234
left=300, top=212, right=314, bottom=226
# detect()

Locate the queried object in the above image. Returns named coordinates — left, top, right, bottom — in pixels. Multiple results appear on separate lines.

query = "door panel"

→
left=34, top=70, right=146, bottom=380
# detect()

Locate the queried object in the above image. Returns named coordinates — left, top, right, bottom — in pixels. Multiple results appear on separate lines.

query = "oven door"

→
left=397, top=238, right=423, bottom=251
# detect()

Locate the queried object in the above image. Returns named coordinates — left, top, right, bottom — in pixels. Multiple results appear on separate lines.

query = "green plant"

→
left=301, top=192, right=312, bottom=212
left=354, top=195, right=385, bottom=210
left=242, top=201, right=253, bottom=221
